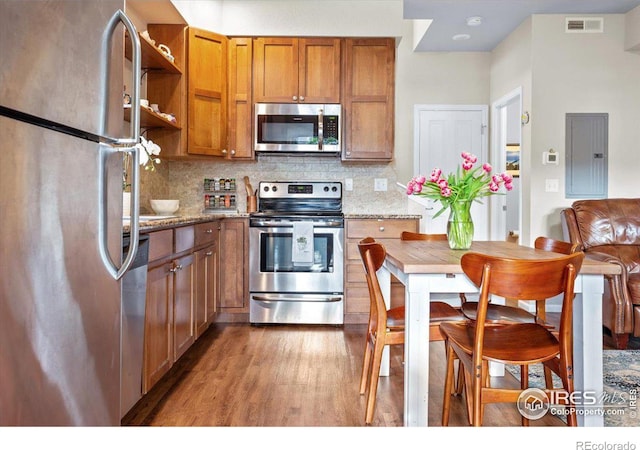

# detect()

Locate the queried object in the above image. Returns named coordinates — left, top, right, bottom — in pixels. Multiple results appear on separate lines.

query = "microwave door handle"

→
left=318, top=108, right=323, bottom=150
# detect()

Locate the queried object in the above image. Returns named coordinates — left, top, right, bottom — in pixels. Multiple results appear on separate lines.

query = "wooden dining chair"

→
left=460, top=236, right=578, bottom=325
left=357, top=237, right=463, bottom=424
left=440, top=251, right=585, bottom=427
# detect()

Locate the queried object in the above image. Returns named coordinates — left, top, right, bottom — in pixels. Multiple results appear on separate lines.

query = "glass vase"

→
left=446, top=200, right=474, bottom=250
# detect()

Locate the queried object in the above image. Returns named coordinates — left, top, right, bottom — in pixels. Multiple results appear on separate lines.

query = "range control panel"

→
left=259, top=181, right=342, bottom=199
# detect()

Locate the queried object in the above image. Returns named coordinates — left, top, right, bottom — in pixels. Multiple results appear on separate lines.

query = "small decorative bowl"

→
left=150, top=199, right=179, bottom=215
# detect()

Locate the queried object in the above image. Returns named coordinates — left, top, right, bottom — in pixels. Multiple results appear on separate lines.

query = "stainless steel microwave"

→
left=254, top=103, right=341, bottom=155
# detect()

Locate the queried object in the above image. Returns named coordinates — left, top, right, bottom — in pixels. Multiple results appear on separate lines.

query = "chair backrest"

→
left=534, top=236, right=578, bottom=255
left=460, top=251, right=585, bottom=363
left=401, top=231, right=448, bottom=241
left=358, top=238, right=389, bottom=333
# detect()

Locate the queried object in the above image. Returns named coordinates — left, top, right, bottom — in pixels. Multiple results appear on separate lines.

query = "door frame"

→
left=490, top=87, right=522, bottom=242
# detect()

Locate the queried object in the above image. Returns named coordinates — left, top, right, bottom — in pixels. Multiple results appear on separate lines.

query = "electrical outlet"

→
left=374, top=178, right=387, bottom=191
left=345, top=178, right=353, bottom=191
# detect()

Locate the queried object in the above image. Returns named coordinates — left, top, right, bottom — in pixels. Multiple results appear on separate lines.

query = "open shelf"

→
left=124, top=105, right=181, bottom=130
left=125, top=31, right=182, bottom=74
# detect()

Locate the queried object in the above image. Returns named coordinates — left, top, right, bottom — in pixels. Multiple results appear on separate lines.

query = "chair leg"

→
left=359, top=336, right=373, bottom=395
left=441, top=341, right=456, bottom=426
left=455, top=357, right=464, bottom=395
left=543, top=366, right=554, bottom=390
left=562, top=363, right=578, bottom=427
left=520, top=364, right=530, bottom=426
left=364, top=339, right=385, bottom=425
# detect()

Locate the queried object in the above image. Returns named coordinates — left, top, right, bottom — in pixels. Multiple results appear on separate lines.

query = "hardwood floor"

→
left=122, top=323, right=565, bottom=427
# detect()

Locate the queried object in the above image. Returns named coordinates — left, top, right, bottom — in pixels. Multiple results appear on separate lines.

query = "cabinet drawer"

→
left=147, top=229, right=174, bottom=262
left=195, top=221, right=218, bottom=246
left=175, top=226, right=195, bottom=254
left=347, top=218, right=418, bottom=239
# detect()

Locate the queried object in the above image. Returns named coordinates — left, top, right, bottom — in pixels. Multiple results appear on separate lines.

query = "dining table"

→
left=376, top=239, right=621, bottom=427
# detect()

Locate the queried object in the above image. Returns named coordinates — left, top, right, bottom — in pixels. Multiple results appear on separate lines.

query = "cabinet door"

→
left=194, top=242, right=218, bottom=338
left=299, top=38, right=341, bottom=104
left=143, top=262, right=174, bottom=393
left=342, top=38, right=395, bottom=161
left=219, top=219, right=247, bottom=310
left=253, top=37, right=299, bottom=103
left=187, top=28, right=228, bottom=156
left=173, top=253, right=195, bottom=361
left=227, top=37, right=254, bottom=160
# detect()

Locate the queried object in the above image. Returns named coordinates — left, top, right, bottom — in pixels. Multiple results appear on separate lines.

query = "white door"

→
left=413, top=105, right=489, bottom=239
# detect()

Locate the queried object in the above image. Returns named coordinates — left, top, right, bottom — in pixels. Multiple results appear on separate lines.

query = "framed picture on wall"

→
left=506, top=144, right=520, bottom=177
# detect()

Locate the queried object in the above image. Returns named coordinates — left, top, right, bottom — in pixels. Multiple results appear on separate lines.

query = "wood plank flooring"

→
left=122, top=323, right=565, bottom=427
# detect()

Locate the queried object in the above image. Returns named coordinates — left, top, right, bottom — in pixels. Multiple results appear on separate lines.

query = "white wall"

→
left=530, top=14, right=640, bottom=241
left=490, top=18, right=533, bottom=243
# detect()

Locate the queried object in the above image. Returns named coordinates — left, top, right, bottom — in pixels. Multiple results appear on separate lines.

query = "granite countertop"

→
left=123, top=212, right=250, bottom=234
left=123, top=212, right=421, bottom=234
left=343, top=213, right=422, bottom=220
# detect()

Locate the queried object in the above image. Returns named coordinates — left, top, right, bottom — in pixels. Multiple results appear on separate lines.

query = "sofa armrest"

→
left=586, top=251, right=633, bottom=333
left=561, top=208, right=584, bottom=251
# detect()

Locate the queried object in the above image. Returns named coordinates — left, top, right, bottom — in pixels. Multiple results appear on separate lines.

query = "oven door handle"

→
left=252, top=294, right=343, bottom=303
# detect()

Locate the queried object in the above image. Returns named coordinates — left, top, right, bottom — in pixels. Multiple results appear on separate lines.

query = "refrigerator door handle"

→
left=98, top=10, right=142, bottom=280
left=104, top=9, right=141, bottom=146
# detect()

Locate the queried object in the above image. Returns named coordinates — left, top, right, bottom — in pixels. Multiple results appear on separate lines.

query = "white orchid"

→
left=136, top=136, right=161, bottom=171
left=123, top=136, right=162, bottom=189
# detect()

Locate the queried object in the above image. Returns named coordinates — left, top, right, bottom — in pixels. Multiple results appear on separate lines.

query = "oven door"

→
left=249, top=223, right=344, bottom=294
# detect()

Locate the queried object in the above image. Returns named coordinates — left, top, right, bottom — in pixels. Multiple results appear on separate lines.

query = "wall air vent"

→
left=565, top=17, right=604, bottom=33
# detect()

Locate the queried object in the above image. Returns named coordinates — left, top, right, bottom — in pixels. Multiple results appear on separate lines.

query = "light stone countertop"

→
left=123, top=212, right=421, bottom=234
left=123, top=212, right=249, bottom=234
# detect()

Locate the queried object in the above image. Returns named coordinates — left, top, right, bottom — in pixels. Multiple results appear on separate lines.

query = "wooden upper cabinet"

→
left=227, top=37, right=254, bottom=160
left=342, top=38, right=395, bottom=161
left=253, top=37, right=340, bottom=103
left=187, top=28, right=228, bottom=157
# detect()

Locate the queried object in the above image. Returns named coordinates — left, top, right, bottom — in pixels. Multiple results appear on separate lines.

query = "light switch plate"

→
left=545, top=179, right=559, bottom=192
left=374, top=178, right=387, bottom=191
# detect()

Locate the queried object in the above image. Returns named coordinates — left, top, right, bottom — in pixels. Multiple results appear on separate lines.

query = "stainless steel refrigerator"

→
left=0, top=0, right=142, bottom=425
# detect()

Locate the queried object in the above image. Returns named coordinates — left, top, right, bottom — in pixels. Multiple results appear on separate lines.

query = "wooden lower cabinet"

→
left=218, top=218, right=248, bottom=317
left=173, top=253, right=195, bottom=361
left=344, top=217, right=419, bottom=324
left=143, top=253, right=195, bottom=394
left=144, top=260, right=174, bottom=393
left=194, top=240, right=218, bottom=338
left=143, top=223, right=220, bottom=394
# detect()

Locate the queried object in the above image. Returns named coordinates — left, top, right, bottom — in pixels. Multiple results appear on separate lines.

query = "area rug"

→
left=505, top=350, right=640, bottom=427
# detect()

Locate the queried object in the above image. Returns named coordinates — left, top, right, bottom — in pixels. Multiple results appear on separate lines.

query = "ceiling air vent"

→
left=565, top=17, right=604, bottom=33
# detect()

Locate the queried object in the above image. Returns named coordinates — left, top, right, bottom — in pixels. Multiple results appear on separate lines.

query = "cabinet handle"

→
left=222, top=149, right=227, bottom=154
left=205, top=229, right=213, bottom=234
left=176, top=264, right=183, bottom=271
left=205, top=251, right=213, bottom=256
left=379, top=226, right=385, bottom=232
left=169, top=266, right=177, bottom=273
left=299, top=96, right=305, bottom=102
left=230, top=149, right=236, bottom=156
left=292, top=95, right=298, bottom=101
left=346, top=150, right=351, bottom=156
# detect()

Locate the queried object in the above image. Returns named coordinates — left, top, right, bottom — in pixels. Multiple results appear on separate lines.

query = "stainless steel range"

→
left=249, top=181, right=344, bottom=325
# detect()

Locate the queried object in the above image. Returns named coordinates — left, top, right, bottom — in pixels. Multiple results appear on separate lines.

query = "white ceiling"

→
left=404, top=0, right=640, bottom=52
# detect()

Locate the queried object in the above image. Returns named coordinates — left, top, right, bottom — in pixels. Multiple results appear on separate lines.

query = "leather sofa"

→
left=561, top=199, right=640, bottom=349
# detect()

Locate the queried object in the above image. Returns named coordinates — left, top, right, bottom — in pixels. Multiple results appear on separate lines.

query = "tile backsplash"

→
left=139, top=155, right=411, bottom=216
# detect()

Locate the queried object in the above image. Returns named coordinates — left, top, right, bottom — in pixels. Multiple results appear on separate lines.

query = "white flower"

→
left=135, top=136, right=161, bottom=171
